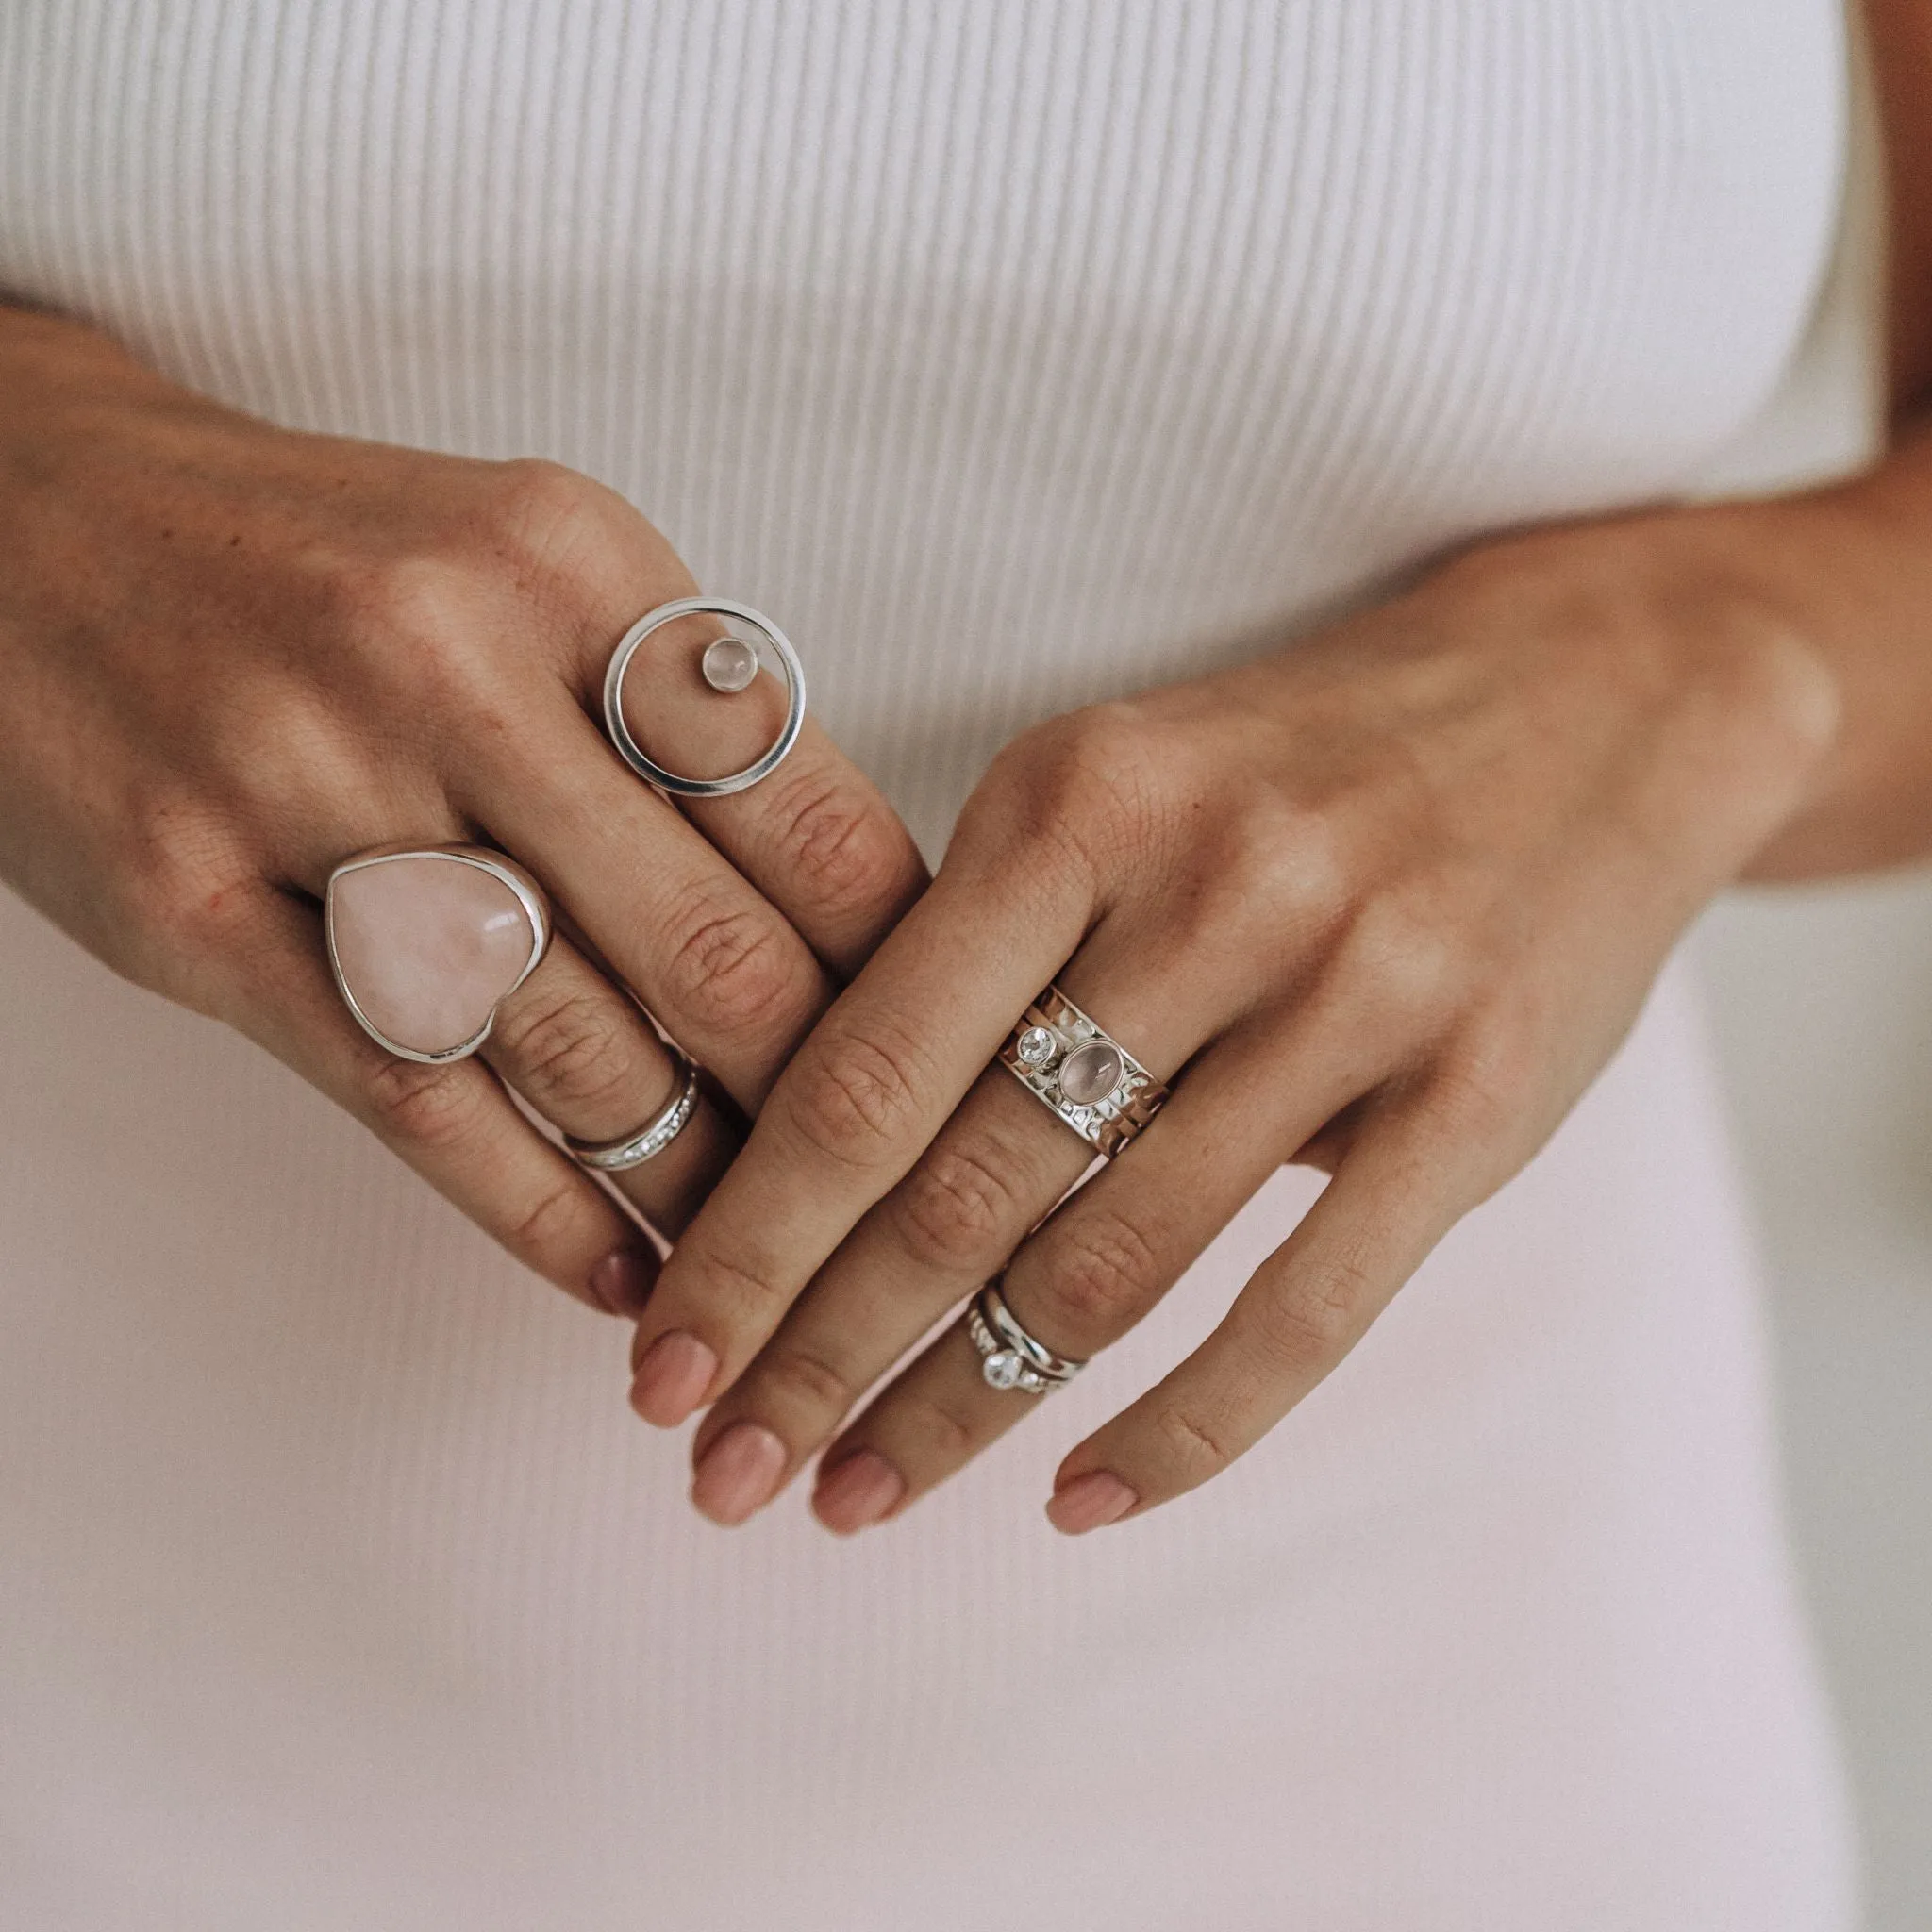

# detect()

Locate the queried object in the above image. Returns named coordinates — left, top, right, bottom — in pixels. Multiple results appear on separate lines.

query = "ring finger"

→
left=480, top=928, right=738, bottom=1246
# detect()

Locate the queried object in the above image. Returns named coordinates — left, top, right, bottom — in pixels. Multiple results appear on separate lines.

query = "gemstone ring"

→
left=996, top=983, right=1169, bottom=1158
left=965, top=1282, right=1086, bottom=1394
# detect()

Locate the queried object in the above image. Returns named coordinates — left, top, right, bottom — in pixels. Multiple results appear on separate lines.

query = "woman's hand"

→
left=0, top=308, right=924, bottom=1316
left=629, top=513, right=1840, bottom=1529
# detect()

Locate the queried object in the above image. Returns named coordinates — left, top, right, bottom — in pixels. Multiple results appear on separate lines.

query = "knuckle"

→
left=892, top=1391, right=979, bottom=1464
left=659, top=893, right=805, bottom=1040
left=752, top=1344, right=857, bottom=1423
left=475, top=457, right=610, bottom=575
left=1040, top=1209, right=1162, bottom=1337
left=1248, top=1252, right=1378, bottom=1375
left=781, top=1024, right=932, bottom=1172
left=1338, top=894, right=1468, bottom=1034
left=688, top=1245, right=788, bottom=1330
left=965, top=703, right=1158, bottom=872
left=891, top=1140, right=1027, bottom=1271
left=492, top=986, right=640, bottom=1117
left=1151, top=1402, right=1237, bottom=1483
left=504, top=1174, right=591, bottom=1265
left=360, top=1054, right=488, bottom=1154
left=120, top=800, right=253, bottom=960
left=761, top=769, right=908, bottom=919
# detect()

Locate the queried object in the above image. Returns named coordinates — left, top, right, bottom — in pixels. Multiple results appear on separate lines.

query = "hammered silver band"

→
left=966, top=1282, right=1086, bottom=1395
left=998, top=983, right=1169, bottom=1158
left=565, top=1051, right=701, bottom=1171
left=603, top=596, right=807, bottom=798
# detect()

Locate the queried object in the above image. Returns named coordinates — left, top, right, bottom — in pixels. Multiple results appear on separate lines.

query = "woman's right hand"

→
left=0, top=308, right=925, bottom=1319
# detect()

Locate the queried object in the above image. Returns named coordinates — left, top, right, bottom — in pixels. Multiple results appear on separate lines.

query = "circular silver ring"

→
left=565, top=1051, right=701, bottom=1171
left=602, top=596, right=807, bottom=798
left=966, top=1283, right=1086, bottom=1394
left=997, top=983, right=1169, bottom=1158
left=325, top=842, right=551, bottom=1064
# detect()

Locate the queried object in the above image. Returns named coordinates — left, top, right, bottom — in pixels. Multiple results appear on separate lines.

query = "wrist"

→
left=1423, top=507, right=1845, bottom=874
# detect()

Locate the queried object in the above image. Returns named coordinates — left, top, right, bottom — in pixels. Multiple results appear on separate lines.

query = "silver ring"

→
left=966, top=1283, right=1086, bottom=1394
left=602, top=596, right=807, bottom=798
left=565, top=1051, right=701, bottom=1170
left=325, top=843, right=551, bottom=1064
left=997, top=983, right=1169, bottom=1158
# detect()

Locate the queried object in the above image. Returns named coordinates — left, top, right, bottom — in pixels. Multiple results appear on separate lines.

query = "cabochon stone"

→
left=329, top=855, right=535, bottom=1056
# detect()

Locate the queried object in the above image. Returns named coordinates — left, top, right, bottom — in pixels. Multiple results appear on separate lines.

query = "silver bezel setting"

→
left=602, top=596, right=807, bottom=799
left=999, top=988, right=1166, bottom=1155
left=965, top=1283, right=1086, bottom=1395
left=325, top=843, right=551, bottom=1065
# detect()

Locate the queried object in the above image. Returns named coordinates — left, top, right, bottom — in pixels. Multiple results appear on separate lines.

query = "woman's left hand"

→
left=629, top=513, right=1839, bottom=1533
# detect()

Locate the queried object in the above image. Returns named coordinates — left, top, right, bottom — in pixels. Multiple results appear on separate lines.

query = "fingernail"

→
left=691, top=1423, right=788, bottom=1526
left=1046, top=1471, right=1138, bottom=1536
left=812, top=1450, right=906, bottom=1536
left=589, top=1248, right=657, bottom=1318
left=629, top=1331, right=718, bottom=1427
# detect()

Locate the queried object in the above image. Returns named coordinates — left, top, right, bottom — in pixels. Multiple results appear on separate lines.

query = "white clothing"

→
left=0, top=4, right=1871, bottom=1925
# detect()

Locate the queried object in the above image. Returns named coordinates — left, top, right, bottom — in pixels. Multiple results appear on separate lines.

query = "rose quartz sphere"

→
left=328, top=854, right=536, bottom=1056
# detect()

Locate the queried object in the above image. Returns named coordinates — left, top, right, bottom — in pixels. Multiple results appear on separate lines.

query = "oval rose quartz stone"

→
left=328, top=855, right=536, bottom=1057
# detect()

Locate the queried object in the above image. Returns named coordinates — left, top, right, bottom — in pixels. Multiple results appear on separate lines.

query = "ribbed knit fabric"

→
left=0, top=6, right=1865, bottom=1928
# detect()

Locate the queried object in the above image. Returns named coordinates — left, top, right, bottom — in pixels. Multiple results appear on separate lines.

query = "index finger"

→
left=627, top=828, right=1095, bottom=1426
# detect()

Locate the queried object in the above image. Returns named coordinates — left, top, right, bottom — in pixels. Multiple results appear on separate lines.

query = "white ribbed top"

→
left=0, top=6, right=1863, bottom=1928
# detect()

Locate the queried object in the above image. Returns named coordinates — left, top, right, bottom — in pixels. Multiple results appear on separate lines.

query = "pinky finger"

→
left=1044, top=1116, right=1474, bottom=1534
left=225, top=890, right=659, bottom=1316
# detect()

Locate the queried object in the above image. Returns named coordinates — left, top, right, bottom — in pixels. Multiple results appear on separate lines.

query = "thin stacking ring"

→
left=602, top=596, right=807, bottom=798
left=997, top=983, right=1169, bottom=1158
left=565, top=1050, right=701, bottom=1171
left=966, top=1282, right=1086, bottom=1394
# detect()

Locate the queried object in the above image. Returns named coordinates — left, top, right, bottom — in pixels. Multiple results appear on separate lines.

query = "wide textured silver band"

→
left=565, top=1053, right=701, bottom=1171
left=997, top=982, right=1169, bottom=1158
left=602, top=596, right=807, bottom=798
left=966, top=1282, right=1086, bottom=1394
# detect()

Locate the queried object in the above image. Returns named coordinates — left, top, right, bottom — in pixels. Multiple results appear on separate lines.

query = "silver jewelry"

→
left=602, top=596, right=807, bottom=798
left=998, top=983, right=1168, bottom=1158
left=325, top=843, right=551, bottom=1064
left=564, top=1051, right=701, bottom=1171
left=965, top=1282, right=1086, bottom=1394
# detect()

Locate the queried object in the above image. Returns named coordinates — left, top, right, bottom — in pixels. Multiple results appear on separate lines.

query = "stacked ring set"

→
left=324, top=595, right=1168, bottom=1392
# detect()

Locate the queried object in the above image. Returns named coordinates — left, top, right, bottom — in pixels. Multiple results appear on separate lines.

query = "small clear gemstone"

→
left=701, top=636, right=759, bottom=693
left=1058, top=1040, right=1124, bottom=1106
left=982, top=1348, right=1024, bottom=1390
left=1015, top=1025, right=1057, bottom=1069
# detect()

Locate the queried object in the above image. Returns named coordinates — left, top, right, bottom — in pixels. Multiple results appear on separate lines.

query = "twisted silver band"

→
left=997, top=983, right=1169, bottom=1158
left=965, top=1282, right=1086, bottom=1394
left=565, top=1052, right=701, bottom=1171
left=602, top=596, right=807, bottom=798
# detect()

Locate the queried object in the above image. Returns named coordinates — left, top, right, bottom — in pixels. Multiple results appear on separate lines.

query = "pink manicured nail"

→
left=812, top=1451, right=906, bottom=1535
left=1046, top=1471, right=1138, bottom=1535
left=629, top=1331, right=718, bottom=1427
left=589, top=1249, right=657, bottom=1317
left=691, top=1423, right=788, bottom=1526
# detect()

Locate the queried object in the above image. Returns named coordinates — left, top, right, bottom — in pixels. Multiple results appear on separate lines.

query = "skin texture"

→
left=634, top=3, right=1932, bottom=1533
left=0, top=311, right=925, bottom=1317
left=7, top=4, right=1932, bottom=1540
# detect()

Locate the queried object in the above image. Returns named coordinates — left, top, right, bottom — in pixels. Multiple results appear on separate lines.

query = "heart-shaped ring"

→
left=325, top=844, right=552, bottom=1063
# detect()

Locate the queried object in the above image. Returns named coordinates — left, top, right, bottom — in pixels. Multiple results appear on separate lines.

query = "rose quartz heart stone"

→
left=328, top=854, right=537, bottom=1057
